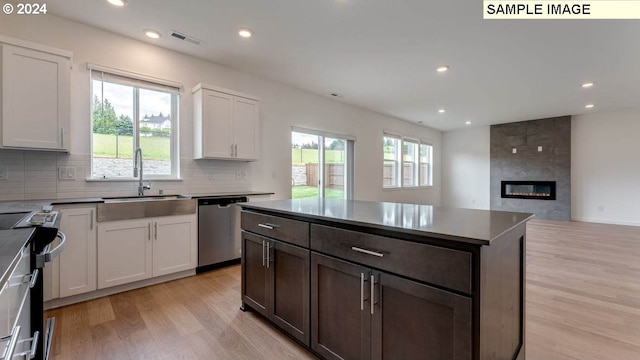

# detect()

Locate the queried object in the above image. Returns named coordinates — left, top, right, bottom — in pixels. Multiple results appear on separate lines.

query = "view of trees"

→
left=92, top=96, right=171, bottom=137
left=92, top=96, right=134, bottom=135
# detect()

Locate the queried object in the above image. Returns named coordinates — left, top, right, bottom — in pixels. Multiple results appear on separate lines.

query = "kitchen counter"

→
left=0, top=228, right=35, bottom=287
left=240, top=198, right=533, bottom=246
left=0, top=191, right=273, bottom=213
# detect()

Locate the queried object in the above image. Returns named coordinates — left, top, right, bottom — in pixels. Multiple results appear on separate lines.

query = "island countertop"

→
left=240, top=198, right=534, bottom=245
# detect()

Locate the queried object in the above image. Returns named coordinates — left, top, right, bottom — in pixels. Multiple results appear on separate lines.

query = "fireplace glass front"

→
left=501, top=181, right=556, bottom=200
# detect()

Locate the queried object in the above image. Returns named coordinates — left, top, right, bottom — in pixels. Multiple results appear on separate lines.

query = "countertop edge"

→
left=0, top=191, right=275, bottom=209
left=240, top=202, right=533, bottom=246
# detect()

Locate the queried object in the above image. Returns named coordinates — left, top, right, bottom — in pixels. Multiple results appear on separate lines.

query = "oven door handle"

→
left=36, top=232, right=66, bottom=268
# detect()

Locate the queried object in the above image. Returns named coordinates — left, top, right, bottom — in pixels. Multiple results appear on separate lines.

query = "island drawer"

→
left=242, top=211, right=309, bottom=247
left=310, top=224, right=472, bottom=294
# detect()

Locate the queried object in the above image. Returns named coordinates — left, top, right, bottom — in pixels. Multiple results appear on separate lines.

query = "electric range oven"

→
left=1, top=210, right=65, bottom=360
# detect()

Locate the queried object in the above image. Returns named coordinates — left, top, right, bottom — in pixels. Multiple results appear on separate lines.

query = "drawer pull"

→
left=258, top=223, right=280, bottom=230
left=351, top=246, right=384, bottom=258
left=1, top=326, right=21, bottom=360
left=29, top=269, right=39, bottom=289
left=16, top=330, right=39, bottom=359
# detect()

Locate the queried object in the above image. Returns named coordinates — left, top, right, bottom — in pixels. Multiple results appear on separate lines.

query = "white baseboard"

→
left=571, top=216, right=640, bottom=227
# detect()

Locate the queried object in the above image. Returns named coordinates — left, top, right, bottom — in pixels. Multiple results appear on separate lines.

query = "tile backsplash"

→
left=0, top=150, right=253, bottom=201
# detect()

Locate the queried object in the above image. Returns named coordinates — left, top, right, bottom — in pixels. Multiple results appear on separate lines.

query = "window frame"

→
left=419, top=142, right=434, bottom=187
left=291, top=127, right=355, bottom=200
left=383, top=135, right=402, bottom=189
left=89, top=67, right=181, bottom=180
left=383, top=132, right=433, bottom=189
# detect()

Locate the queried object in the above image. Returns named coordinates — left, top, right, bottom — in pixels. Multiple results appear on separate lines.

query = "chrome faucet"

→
left=134, top=147, right=151, bottom=196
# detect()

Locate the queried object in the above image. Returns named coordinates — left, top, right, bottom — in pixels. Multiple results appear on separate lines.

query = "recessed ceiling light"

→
left=465, top=121, right=472, bottom=125
left=582, top=82, right=594, bottom=88
left=585, top=104, right=595, bottom=109
left=436, top=65, right=450, bottom=73
left=238, top=28, right=253, bottom=38
left=438, top=109, right=446, bottom=113
left=107, top=0, right=127, bottom=7
left=144, top=30, right=161, bottom=39
left=330, top=93, right=343, bottom=99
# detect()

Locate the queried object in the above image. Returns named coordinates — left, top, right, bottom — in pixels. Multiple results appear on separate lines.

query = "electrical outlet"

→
left=0, top=167, right=8, bottom=180
left=58, top=167, right=76, bottom=180
left=236, top=169, right=242, bottom=180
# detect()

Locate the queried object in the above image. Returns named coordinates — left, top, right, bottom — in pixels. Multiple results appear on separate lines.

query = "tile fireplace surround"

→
left=490, top=116, right=570, bottom=221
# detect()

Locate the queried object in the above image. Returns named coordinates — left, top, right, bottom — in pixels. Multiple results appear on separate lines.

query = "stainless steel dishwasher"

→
left=197, top=196, right=247, bottom=273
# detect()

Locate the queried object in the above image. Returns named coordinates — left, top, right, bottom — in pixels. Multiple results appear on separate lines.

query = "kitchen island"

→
left=240, top=198, right=532, bottom=360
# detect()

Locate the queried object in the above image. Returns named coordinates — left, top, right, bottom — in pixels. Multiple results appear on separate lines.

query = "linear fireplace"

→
left=501, top=181, right=556, bottom=200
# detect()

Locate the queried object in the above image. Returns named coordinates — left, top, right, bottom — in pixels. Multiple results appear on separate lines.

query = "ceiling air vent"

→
left=170, top=31, right=201, bottom=45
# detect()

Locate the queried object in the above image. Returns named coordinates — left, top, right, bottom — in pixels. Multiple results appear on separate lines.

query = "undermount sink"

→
left=97, top=195, right=196, bottom=222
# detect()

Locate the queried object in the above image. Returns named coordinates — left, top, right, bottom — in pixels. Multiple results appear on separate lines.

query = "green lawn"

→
left=291, top=149, right=345, bottom=164
left=292, top=186, right=345, bottom=199
left=93, top=133, right=170, bottom=160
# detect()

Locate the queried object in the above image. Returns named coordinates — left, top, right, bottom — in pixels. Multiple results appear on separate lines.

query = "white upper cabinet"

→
left=0, top=36, right=71, bottom=151
left=193, top=83, right=260, bottom=161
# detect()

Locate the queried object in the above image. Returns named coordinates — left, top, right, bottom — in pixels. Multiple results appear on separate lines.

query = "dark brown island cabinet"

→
left=240, top=199, right=533, bottom=360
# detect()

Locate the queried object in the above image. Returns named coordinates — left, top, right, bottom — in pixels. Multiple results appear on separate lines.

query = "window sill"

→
left=86, top=177, right=183, bottom=182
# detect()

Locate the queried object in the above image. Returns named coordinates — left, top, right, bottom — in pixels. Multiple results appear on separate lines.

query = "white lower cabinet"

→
left=59, top=207, right=97, bottom=297
left=97, top=214, right=197, bottom=289
left=45, top=206, right=97, bottom=301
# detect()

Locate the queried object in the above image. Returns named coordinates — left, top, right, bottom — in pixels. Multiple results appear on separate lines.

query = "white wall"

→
left=572, top=108, right=640, bottom=226
left=441, top=126, right=490, bottom=210
left=440, top=109, right=640, bottom=226
left=0, top=15, right=441, bottom=204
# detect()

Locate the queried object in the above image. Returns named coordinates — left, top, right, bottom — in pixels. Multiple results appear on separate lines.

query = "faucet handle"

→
left=144, top=183, right=151, bottom=190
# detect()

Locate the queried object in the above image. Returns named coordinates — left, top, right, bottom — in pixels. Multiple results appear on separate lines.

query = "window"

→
left=383, top=136, right=401, bottom=188
left=383, top=133, right=433, bottom=188
left=291, top=128, right=354, bottom=199
left=403, top=139, right=419, bottom=187
left=90, top=65, right=180, bottom=179
left=419, top=143, right=433, bottom=186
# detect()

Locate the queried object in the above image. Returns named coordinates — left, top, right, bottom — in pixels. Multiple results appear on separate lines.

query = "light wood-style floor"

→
left=46, top=219, right=640, bottom=360
left=526, top=219, right=640, bottom=360
left=46, top=266, right=317, bottom=360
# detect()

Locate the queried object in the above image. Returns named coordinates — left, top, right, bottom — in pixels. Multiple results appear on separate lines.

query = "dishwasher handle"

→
left=198, top=197, right=247, bottom=207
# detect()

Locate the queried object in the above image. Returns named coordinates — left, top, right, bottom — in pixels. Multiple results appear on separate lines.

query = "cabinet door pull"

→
left=360, top=273, right=365, bottom=311
left=266, top=241, right=270, bottom=268
left=370, top=274, right=377, bottom=315
left=351, top=246, right=384, bottom=258
left=234, top=144, right=238, bottom=157
left=154, top=222, right=158, bottom=240
left=148, top=223, right=151, bottom=241
left=262, top=240, right=266, bottom=267
left=60, top=128, right=64, bottom=148
left=258, top=223, right=280, bottom=230
left=231, top=144, right=234, bottom=156
left=90, top=209, right=94, bottom=230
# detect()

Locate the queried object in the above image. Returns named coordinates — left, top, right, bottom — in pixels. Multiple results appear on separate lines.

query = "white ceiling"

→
left=46, top=0, right=640, bottom=131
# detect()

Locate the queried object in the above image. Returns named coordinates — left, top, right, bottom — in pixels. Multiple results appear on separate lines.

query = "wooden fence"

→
left=292, top=163, right=344, bottom=188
